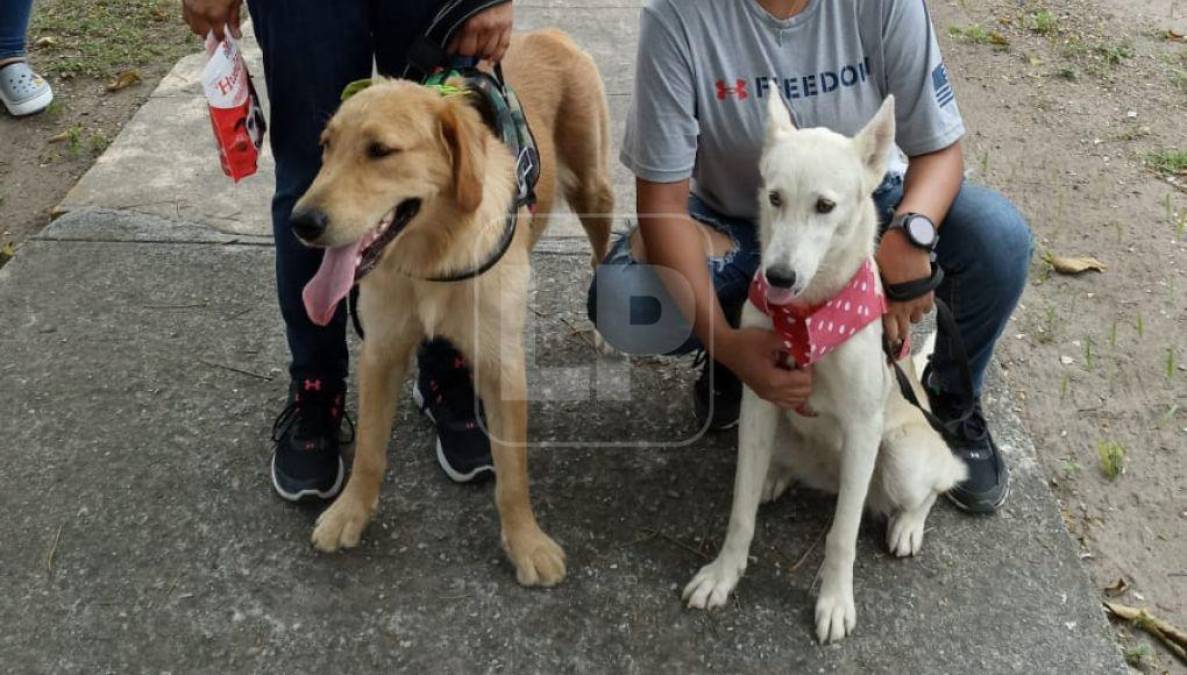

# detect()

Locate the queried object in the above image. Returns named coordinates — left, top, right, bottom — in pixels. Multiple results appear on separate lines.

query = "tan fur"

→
left=295, top=30, right=613, bottom=586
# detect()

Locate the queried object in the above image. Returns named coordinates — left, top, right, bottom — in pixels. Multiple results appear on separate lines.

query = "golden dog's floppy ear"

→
left=439, top=100, right=485, bottom=213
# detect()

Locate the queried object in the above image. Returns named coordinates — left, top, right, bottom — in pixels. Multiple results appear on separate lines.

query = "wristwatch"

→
left=887, top=212, right=939, bottom=251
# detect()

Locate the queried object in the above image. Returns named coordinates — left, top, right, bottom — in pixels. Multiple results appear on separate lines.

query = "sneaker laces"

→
left=271, top=384, right=355, bottom=444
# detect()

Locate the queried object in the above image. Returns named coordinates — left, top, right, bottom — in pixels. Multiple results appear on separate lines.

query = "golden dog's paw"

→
left=503, top=527, right=567, bottom=587
left=311, top=497, right=373, bottom=553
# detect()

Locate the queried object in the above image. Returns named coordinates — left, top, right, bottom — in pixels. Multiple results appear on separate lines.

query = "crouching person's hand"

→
left=717, top=328, right=812, bottom=410
left=182, top=0, right=243, bottom=42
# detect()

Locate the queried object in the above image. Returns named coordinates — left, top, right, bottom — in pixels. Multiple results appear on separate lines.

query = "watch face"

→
left=906, top=216, right=937, bottom=247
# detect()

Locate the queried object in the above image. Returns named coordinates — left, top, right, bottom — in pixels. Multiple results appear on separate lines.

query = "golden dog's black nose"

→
left=291, top=208, right=329, bottom=242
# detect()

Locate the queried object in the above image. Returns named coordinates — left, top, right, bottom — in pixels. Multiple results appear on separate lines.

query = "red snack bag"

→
left=201, top=34, right=266, bottom=182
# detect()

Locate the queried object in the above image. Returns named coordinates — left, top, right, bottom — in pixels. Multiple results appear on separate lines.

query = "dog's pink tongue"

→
left=302, top=241, right=363, bottom=327
left=764, top=284, right=797, bottom=306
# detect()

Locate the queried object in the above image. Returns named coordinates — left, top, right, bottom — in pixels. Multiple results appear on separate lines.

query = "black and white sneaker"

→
left=270, top=378, right=352, bottom=502
left=693, top=351, right=742, bottom=431
left=923, top=365, right=1010, bottom=514
left=413, top=339, right=494, bottom=484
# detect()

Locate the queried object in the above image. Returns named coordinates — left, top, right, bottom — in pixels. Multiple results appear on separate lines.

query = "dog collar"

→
left=748, top=259, right=902, bottom=370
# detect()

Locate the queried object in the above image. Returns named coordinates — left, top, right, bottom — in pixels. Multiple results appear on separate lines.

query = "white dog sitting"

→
left=682, top=94, right=967, bottom=644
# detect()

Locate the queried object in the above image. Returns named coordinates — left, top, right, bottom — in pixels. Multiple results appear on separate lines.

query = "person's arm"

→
left=637, top=178, right=812, bottom=410
left=875, top=140, right=963, bottom=346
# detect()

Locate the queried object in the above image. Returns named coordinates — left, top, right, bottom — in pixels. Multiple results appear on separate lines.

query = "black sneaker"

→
left=923, top=365, right=1010, bottom=514
left=693, top=351, right=742, bottom=431
left=270, top=378, right=353, bottom=502
left=413, top=340, right=494, bottom=483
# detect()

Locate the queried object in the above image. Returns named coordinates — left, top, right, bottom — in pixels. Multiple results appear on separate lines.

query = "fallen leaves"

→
left=1104, top=601, right=1187, bottom=664
left=33, top=36, right=59, bottom=48
left=1044, top=252, right=1107, bottom=275
left=47, top=130, right=70, bottom=143
left=105, top=69, right=141, bottom=93
left=1103, top=577, right=1130, bottom=597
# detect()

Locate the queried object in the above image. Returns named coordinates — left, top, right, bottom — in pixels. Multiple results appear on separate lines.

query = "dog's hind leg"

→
left=815, top=412, right=882, bottom=644
left=874, top=422, right=967, bottom=557
left=473, top=344, right=566, bottom=587
left=683, top=389, right=779, bottom=609
left=312, top=320, right=420, bottom=553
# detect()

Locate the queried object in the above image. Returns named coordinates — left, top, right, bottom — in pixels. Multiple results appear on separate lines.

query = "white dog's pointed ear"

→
left=854, top=95, right=896, bottom=186
left=765, top=94, right=796, bottom=144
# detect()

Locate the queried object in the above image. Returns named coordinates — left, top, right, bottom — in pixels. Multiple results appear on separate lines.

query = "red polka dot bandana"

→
left=748, top=259, right=902, bottom=369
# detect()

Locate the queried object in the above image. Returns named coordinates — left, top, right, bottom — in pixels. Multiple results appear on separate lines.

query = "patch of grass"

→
left=1027, top=10, right=1058, bottom=35
left=1083, top=337, right=1094, bottom=370
left=1097, top=42, right=1134, bottom=65
left=1146, top=150, right=1187, bottom=177
left=64, top=124, right=84, bottom=157
left=29, top=0, right=197, bottom=79
left=88, top=131, right=110, bottom=156
left=0, top=242, right=14, bottom=271
left=1136, top=313, right=1145, bottom=338
left=1167, top=347, right=1178, bottom=380
left=1123, top=642, right=1152, bottom=668
left=1060, top=457, right=1081, bottom=476
left=1035, top=304, right=1059, bottom=344
left=1097, top=441, right=1126, bottom=481
left=948, top=24, right=1010, bottom=49
left=1056, top=67, right=1079, bottom=81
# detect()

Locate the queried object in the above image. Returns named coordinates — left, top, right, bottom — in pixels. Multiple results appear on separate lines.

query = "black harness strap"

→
left=883, top=297, right=977, bottom=443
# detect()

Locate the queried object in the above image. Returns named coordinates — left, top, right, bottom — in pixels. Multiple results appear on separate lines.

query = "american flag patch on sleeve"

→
left=932, top=63, right=955, bottom=108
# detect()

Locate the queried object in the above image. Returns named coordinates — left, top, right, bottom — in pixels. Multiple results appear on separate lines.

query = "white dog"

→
left=682, top=94, right=967, bottom=643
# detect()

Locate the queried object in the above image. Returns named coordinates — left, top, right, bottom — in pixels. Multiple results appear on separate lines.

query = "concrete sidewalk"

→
left=1, top=1, right=1125, bottom=672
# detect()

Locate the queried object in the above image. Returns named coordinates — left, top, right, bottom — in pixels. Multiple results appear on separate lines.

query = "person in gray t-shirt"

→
left=587, top=0, right=1033, bottom=514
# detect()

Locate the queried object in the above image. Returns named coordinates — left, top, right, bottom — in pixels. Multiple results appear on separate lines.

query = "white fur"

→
left=682, top=95, right=967, bottom=643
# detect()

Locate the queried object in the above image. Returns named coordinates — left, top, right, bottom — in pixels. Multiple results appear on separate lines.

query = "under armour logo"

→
left=303, top=378, right=322, bottom=392
left=715, top=79, right=748, bottom=100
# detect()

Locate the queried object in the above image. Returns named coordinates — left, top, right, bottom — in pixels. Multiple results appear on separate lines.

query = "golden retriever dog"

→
left=290, top=30, right=613, bottom=586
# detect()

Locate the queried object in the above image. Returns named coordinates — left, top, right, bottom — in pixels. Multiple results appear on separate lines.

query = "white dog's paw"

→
left=311, top=497, right=373, bottom=553
left=761, top=463, right=795, bottom=504
left=682, top=557, right=745, bottom=610
left=814, top=585, right=857, bottom=643
left=886, top=510, right=926, bottom=557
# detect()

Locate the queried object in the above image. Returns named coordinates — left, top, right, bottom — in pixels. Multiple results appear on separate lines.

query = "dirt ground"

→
left=1, top=0, right=1185, bottom=670
left=0, top=0, right=197, bottom=257
left=933, top=0, right=1187, bottom=670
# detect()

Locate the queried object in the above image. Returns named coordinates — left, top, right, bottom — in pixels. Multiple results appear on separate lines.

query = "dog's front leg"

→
left=475, top=354, right=566, bottom=587
left=814, top=412, right=882, bottom=643
left=311, top=332, right=417, bottom=552
left=683, top=388, right=779, bottom=609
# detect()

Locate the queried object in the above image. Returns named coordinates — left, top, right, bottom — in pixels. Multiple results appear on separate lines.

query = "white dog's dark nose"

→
left=765, top=265, right=797, bottom=289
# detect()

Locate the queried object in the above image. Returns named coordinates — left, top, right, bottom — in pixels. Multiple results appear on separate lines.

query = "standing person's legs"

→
left=248, top=0, right=373, bottom=500
left=249, top=0, right=374, bottom=389
left=0, top=0, right=54, bottom=117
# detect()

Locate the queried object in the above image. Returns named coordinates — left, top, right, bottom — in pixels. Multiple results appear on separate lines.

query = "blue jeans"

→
left=587, top=176, right=1033, bottom=396
left=247, top=0, right=440, bottom=385
left=0, top=0, right=32, bottom=61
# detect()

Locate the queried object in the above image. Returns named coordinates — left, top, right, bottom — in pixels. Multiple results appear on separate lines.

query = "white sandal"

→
left=1, top=61, right=54, bottom=116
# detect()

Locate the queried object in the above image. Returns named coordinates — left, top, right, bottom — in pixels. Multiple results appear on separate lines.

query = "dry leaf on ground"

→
left=47, top=130, right=70, bottom=143
left=1104, top=577, right=1130, bottom=597
left=1044, top=253, right=1106, bottom=274
left=105, top=70, right=142, bottom=93
left=34, top=36, right=59, bottom=48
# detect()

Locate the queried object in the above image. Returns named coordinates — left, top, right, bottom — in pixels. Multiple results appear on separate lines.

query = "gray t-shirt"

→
left=621, top=0, right=965, bottom=220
